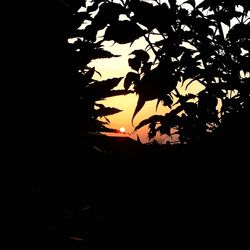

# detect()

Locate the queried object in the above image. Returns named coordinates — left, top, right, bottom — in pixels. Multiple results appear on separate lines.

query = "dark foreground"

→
left=30, top=133, right=249, bottom=249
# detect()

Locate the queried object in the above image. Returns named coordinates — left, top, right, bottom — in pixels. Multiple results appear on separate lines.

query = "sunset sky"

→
left=80, top=0, right=248, bottom=143
left=88, top=35, right=204, bottom=143
left=84, top=0, right=246, bottom=144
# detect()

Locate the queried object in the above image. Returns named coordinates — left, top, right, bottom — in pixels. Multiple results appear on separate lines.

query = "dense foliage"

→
left=64, top=0, right=250, bottom=145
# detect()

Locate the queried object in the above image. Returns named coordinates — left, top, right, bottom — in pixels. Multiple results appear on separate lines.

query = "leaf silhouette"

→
left=91, top=2, right=123, bottom=30
left=130, top=61, right=179, bottom=124
left=227, top=23, right=250, bottom=41
left=209, top=9, right=242, bottom=26
left=153, top=3, right=175, bottom=33
left=134, top=115, right=163, bottom=132
left=81, top=24, right=98, bottom=42
left=128, top=57, right=141, bottom=72
left=169, top=105, right=184, bottom=117
left=94, top=104, right=122, bottom=117
left=129, top=0, right=155, bottom=30
left=132, top=96, right=146, bottom=126
left=130, top=50, right=150, bottom=64
left=156, top=94, right=173, bottom=111
left=92, top=49, right=120, bottom=60
left=95, top=77, right=123, bottom=90
left=104, top=21, right=146, bottom=44
left=124, top=72, right=140, bottom=90
left=183, top=0, right=196, bottom=8
left=162, top=95, right=173, bottom=109
left=84, top=77, right=123, bottom=100
left=136, top=63, right=178, bottom=98
left=103, top=90, right=134, bottom=98
left=97, top=2, right=123, bottom=24
left=196, top=0, right=222, bottom=11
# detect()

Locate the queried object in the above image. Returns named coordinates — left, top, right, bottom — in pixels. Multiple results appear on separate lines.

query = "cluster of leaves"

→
left=128, top=0, right=250, bottom=144
left=66, top=0, right=249, bottom=144
left=63, top=0, right=134, bottom=133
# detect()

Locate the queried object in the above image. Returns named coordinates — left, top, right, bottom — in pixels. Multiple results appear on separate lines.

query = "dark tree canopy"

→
left=60, top=0, right=250, bottom=148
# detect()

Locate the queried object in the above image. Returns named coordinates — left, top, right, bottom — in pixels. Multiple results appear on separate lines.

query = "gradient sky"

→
left=86, top=0, right=207, bottom=143
left=88, top=35, right=204, bottom=143
left=79, top=0, right=248, bottom=143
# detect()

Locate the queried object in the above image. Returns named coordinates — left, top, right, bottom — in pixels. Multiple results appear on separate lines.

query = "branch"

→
left=143, top=33, right=161, bottom=62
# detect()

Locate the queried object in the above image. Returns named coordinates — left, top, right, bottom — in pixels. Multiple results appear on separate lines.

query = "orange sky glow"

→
left=84, top=0, right=212, bottom=144
left=88, top=35, right=204, bottom=143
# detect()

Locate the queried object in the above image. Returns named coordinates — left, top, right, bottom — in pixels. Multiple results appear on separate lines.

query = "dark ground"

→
left=30, top=133, right=249, bottom=249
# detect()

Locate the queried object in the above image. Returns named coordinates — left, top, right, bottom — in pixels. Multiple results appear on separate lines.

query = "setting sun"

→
left=119, top=127, right=126, bottom=133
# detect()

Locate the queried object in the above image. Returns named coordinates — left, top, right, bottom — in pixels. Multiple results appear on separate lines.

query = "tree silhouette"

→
left=61, top=0, right=250, bottom=148
left=54, top=0, right=136, bottom=136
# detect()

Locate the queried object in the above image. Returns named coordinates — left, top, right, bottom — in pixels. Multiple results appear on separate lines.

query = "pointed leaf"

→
left=103, top=90, right=134, bottom=98
left=104, top=116, right=110, bottom=124
left=96, top=77, right=123, bottom=90
left=136, top=135, right=142, bottom=144
left=92, top=49, right=120, bottom=60
left=156, top=99, right=161, bottom=111
left=134, top=115, right=163, bottom=131
left=124, top=72, right=140, bottom=90
left=132, top=96, right=146, bottom=126
left=84, top=77, right=124, bottom=99
left=95, top=106, right=123, bottom=117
